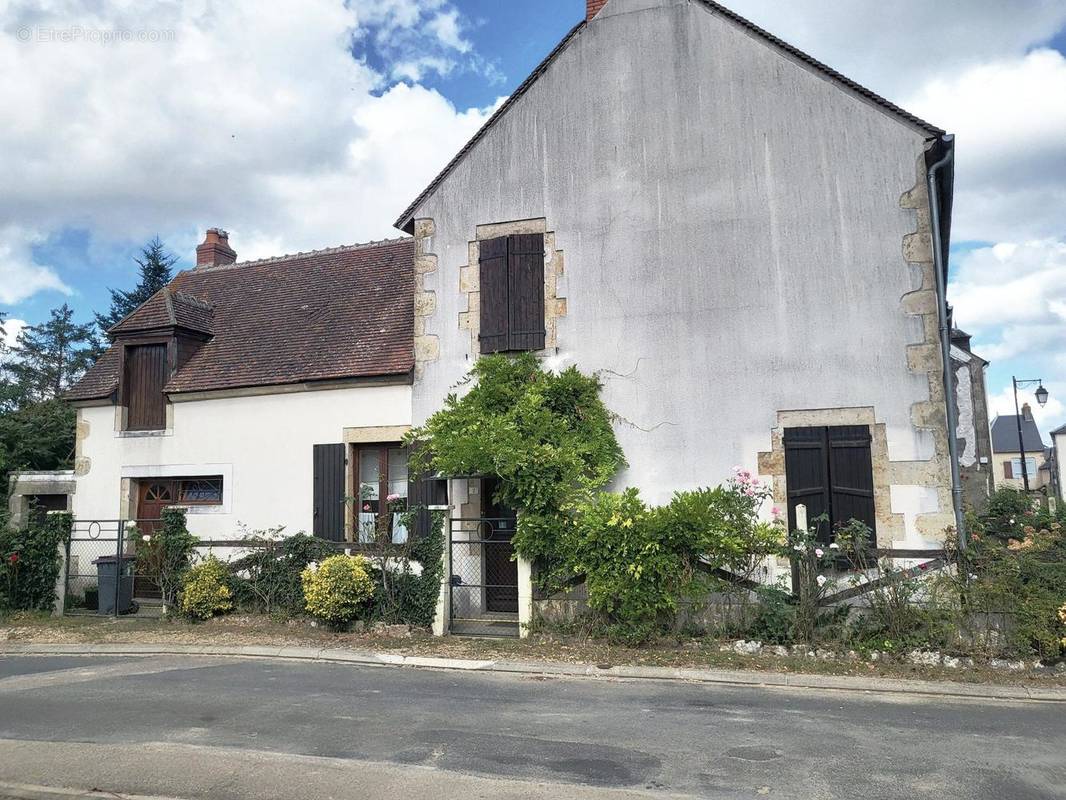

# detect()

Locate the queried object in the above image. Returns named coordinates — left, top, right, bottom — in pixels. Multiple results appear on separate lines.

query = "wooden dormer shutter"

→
left=479, top=233, right=545, bottom=353
left=125, top=343, right=167, bottom=431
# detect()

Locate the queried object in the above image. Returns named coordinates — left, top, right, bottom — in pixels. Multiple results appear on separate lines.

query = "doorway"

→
left=481, top=477, right=518, bottom=613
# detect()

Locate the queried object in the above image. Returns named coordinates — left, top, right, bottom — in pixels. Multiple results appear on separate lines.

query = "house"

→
left=60, top=0, right=972, bottom=634
left=396, top=0, right=960, bottom=565
left=949, top=328, right=994, bottom=507
left=66, top=231, right=421, bottom=543
left=990, top=404, right=1049, bottom=491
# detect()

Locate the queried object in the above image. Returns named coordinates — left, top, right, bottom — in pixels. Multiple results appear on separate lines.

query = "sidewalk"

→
left=3, top=641, right=1063, bottom=703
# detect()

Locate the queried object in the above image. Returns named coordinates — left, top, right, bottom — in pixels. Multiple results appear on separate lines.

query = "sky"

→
left=1, top=0, right=1065, bottom=437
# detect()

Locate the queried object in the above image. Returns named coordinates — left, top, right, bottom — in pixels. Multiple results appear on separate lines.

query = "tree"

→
left=8, top=304, right=97, bottom=405
left=95, top=237, right=177, bottom=334
left=0, top=399, right=76, bottom=498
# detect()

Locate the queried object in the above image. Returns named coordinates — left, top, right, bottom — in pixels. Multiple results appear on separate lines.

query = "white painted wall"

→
left=408, top=0, right=950, bottom=542
left=73, top=384, right=412, bottom=538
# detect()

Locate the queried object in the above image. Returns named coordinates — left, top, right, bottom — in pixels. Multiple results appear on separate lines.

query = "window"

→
left=1006, top=458, right=1037, bottom=479
left=783, top=425, right=876, bottom=544
left=354, top=444, right=409, bottom=544
left=124, top=343, right=167, bottom=430
left=178, top=477, right=223, bottom=505
left=479, top=233, right=546, bottom=353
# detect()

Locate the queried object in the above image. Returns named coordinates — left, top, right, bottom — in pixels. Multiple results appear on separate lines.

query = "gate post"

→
left=517, top=554, right=532, bottom=638
left=113, top=518, right=124, bottom=618
left=432, top=517, right=451, bottom=636
left=52, top=516, right=69, bottom=617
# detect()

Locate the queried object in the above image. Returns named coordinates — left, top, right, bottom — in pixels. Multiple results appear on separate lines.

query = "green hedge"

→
left=0, top=511, right=72, bottom=612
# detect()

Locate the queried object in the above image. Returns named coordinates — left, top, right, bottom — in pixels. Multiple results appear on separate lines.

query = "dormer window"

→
left=124, top=343, right=167, bottom=431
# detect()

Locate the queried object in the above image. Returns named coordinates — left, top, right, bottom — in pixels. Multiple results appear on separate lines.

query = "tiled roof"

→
left=108, top=288, right=214, bottom=336
left=68, top=238, right=414, bottom=400
left=394, top=1, right=943, bottom=231
left=991, top=415, right=1046, bottom=454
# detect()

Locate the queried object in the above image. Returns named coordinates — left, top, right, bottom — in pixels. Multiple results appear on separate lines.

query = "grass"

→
left=2, top=610, right=1064, bottom=688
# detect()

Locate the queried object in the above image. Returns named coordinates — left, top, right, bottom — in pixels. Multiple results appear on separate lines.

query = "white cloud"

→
left=427, top=9, right=470, bottom=53
left=949, top=239, right=1066, bottom=360
left=905, top=49, right=1066, bottom=242
left=1, top=317, right=28, bottom=357
left=0, top=0, right=496, bottom=282
left=0, top=226, right=71, bottom=304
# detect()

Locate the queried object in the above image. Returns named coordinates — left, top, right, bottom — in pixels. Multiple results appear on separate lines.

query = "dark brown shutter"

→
left=479, top=236, right=510, bottom=354
left=313, top=443, right=346, bottom=541
left=1003, top=460, right=1013, bottom=478
left=407, top=443, right=448, bottom=539
left=125, top=344, right=167, bottom=431
left=827, top=425, right=876, bottom=536
left=507, top=233, right=546, bottom=351
left=784, top=427, right=832, bottom=542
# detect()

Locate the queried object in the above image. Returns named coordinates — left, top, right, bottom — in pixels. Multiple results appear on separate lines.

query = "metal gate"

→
left=64, top=519, right=163, bottom=617
left=448, top=517, right=519, bottom=636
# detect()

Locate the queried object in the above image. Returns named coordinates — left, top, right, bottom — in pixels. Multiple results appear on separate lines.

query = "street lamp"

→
left=1012, top=377, right=1049, bottom=492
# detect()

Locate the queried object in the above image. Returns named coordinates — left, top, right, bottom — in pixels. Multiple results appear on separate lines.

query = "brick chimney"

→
left=1022, top=402, right=1033, bottom=421
left=196, top=228, right=237, bottom=268
left=587, top=0, right=607, bottom=21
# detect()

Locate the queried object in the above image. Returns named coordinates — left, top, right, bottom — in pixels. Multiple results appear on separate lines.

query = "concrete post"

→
left=432, top=513, right=451, bottom=637
left=517, top=554, right=532, bottom=638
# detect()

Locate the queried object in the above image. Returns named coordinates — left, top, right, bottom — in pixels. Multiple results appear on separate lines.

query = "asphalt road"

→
left=0, top=654, right=1062, bottom=799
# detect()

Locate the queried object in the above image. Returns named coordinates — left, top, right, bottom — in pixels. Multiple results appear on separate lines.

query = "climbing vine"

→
left=409, top=354, right=625, bottom=585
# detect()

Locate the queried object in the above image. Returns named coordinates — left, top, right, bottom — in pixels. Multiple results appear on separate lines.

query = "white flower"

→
left=793, top=544, right=805, bottom=553
left=814, top=548, right=824, bottom=558
left=828, top=543, right=840, bottom=550
left=308, top=561, right=319, bottom=572
left=969, top=573, right=978, bottom=580
left=1009, top=518, right=1015, bottom=524
left=141, top=534, right=151, bottom=542
left=816, top=575, right=827, bottom=587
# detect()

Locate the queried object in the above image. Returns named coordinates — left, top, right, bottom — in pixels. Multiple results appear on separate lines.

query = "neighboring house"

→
left=950, top=328, right=994, bottom=507
left=1048, top=424, right=1065, bottom=501
left=66, top=231, right=421, bottom=542
left=990, top=404, right=1049, bottom=491
left=62, top=0, right=972, bottom=634
left=395, top=0, right=960, bottom=557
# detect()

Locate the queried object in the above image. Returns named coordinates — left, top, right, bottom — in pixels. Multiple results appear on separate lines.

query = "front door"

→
left=134, top=481, right=176, bottom=598
left=482, top=478, right=518, bottom=613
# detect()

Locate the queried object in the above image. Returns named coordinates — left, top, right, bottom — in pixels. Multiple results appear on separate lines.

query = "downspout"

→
left=925, top=135, right=966, bottom=548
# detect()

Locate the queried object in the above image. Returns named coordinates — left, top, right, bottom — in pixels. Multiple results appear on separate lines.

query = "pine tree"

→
left=8, top=304, right=97, bottom=404
left=95, top=236, right=177, bottom=334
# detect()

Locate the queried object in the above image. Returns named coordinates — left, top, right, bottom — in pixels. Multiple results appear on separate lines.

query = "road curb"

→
left=2, top=642, right=1062, bottom=702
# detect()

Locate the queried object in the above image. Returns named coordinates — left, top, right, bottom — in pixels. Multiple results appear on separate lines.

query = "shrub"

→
left=0, top=511, right=72, bottom=611
left=301, top=555, right=374, bottom=627
left=363, top=508, right=445, bottom=628
left=561, top=477, right=783, bottom=640
left=231, top=529, right=334, bottom=616
left=133, top=507, right=196, bottom=612
left=180, top=556, right=234, bottom=620
left=746, top=586, right=795, bottom=644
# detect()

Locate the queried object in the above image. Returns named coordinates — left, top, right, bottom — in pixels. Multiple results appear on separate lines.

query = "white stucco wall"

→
left=72, top=383, right=412, bottom=538
left=407, top=0, right=949, bottom=540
